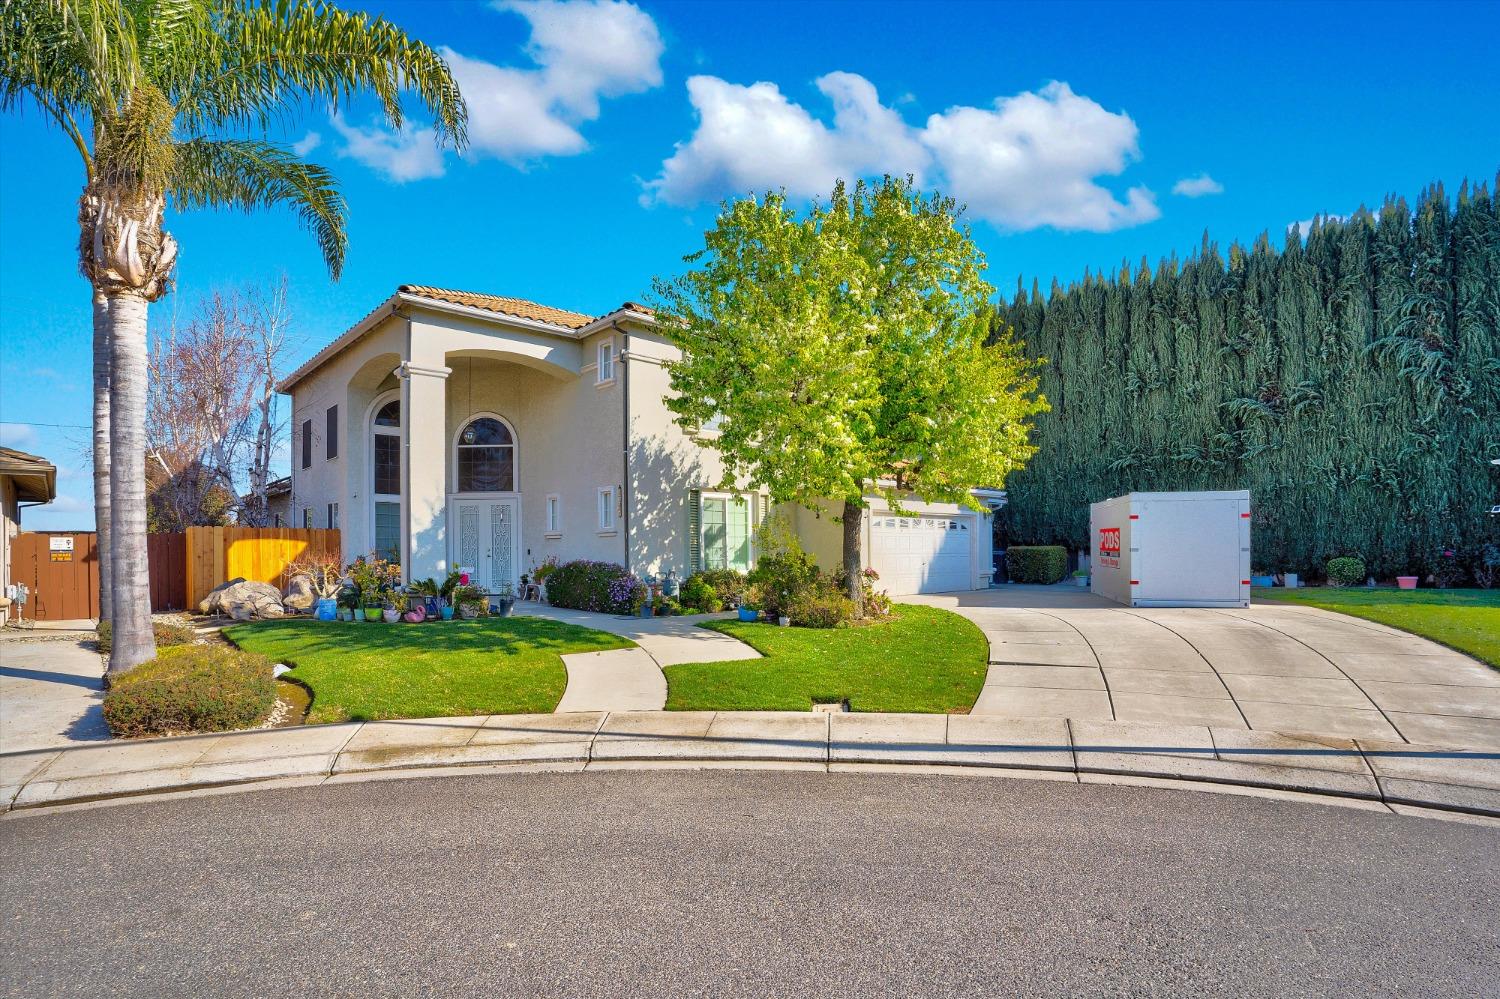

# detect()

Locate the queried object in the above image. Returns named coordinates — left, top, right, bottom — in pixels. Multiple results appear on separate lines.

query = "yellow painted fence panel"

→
left=185, top=527, right=341, bottom=609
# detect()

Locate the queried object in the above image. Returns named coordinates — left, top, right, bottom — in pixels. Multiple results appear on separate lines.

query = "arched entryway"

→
left=447, top=414, right=522, bottom=594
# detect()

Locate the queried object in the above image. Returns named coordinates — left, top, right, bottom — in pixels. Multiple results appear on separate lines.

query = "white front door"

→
left=450, top=497, right=520, bottom=593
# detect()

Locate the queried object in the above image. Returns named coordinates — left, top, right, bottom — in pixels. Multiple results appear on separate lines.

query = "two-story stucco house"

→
left=277, top=285, right=999, bottom=596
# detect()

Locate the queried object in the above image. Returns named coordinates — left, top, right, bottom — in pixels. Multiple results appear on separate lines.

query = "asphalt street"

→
left=2, top=770, right=1496, bottom=997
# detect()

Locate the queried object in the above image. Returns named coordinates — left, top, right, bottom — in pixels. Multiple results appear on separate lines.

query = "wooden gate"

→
left=9, top=532, right=100, bottom=622
left=184, top=526, right=340, bottom=609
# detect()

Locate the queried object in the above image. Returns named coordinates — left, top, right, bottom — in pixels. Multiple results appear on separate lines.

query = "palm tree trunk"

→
left=842, top=497, right=865, bottom=617
left=106, top=292, right=156, bottom=673
left=92, top=291, right=113, bottom=624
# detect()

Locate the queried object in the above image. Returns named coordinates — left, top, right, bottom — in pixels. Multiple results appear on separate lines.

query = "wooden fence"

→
left=185, top=526, right=341, bottom=609
left=8, top=527, right=341, bottom=620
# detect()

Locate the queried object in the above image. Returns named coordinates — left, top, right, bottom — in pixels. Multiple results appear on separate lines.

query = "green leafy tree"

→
left=654, top=177, right=1048, bottom=614
left=1, top=0, right=466, bottom=672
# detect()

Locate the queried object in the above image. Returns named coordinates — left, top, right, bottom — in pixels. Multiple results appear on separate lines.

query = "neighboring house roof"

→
left=276, top=286, right=656, bottom=394
left=266, top=475, right=291, bottom=498
left=0, top=446, right=58, bottom=504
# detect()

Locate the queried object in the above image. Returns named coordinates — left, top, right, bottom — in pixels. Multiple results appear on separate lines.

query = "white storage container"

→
left=1089, top=490, right=1251, bottom=607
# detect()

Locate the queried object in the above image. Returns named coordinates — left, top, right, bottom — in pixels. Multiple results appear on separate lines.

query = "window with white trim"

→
left=371, top=398, right=401, bottom=562
left=598, top=486, right=616, bottom=532
left=545, top=494, right=561, bottom=536
left=596, top=340, right=615, bottom=383
left=455, top=416, right=515, bottom=492
left=699, top=493, right=752, bottom=572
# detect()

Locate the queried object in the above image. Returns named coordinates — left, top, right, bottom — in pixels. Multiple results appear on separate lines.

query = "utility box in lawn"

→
left=1089, top=491, right=1251, bottom=608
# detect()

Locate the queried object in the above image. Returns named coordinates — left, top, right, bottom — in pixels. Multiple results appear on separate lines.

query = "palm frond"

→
left=173, top=0, right=466, bottom=146
left=171, top=137, right=347, bottom=278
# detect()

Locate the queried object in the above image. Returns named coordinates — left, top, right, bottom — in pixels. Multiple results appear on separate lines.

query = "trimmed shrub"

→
left=102, top=645, right=277, bottom=738
left=545, top=560, right=647, bottom=615
left=786, top=586, right=856, bottom=628
left=1325, top=556, right=1366, bottom=587
left=1006, top=546, right=1068, bottom=584
left=678, top=575, right=722, bottom=613
left=96, top=619, right=196, bottom=655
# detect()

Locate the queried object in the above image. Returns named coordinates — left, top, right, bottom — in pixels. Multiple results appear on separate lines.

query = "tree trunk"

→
left=92, top=291, right=112, bottom=624
left=842, top=497, right=864, bottom=617
left=106, top=293, right=157, bottom=673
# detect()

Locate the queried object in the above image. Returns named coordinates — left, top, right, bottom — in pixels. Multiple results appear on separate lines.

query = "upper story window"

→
left=456, top=417, right=515, bottom=492
left=300, top=419, right=312, bottom=468
left=326, top=405, right=339, bottom=460
left=596, top=340, right=615, bottom=383
left=372, top=400, right=400, bottom=496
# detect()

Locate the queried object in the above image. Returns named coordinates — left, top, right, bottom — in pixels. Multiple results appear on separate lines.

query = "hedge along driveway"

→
left=225, top=618, right=633, bottom=723
left=663, top=605, right=989, bottom=713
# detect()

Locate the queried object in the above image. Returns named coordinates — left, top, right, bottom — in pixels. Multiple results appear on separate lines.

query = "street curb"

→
left=2, top=712, right=1496, bottom=821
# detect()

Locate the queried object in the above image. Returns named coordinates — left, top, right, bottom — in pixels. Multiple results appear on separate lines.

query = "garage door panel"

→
left=870, top=514, right=973, bottom=595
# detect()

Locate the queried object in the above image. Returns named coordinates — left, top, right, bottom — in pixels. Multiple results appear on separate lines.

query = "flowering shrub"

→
left=546, top=560, right=647, bottom=615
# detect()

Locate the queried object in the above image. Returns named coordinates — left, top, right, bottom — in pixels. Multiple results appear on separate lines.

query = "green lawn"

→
left=664, top=605, right=989, bottom=713
left=1255, top=587, right=1500, bottom=668
left=224, top=617, right=633, bottom=723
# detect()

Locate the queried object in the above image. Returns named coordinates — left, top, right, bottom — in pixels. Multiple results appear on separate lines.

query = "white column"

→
left=399, top=359, right=451, bottom=582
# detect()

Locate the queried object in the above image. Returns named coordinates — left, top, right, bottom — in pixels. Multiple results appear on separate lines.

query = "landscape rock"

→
left=198, top=577, right=247, bottom=614
left=220, top=580, right=287, bottom=621
left=282, top=573, right=315, bottom=611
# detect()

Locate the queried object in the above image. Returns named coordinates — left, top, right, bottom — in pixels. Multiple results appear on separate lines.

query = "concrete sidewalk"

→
left=520, top=605, right=760, bottom=712
left=3, top=711, right=1495, bottom=819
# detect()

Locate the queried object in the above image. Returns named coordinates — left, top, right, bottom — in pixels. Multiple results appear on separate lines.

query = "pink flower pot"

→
left=1396, top=576, right=1418, bottom=590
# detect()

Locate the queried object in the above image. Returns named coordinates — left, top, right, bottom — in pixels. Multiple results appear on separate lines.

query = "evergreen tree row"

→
left=993, top=176, right=1500, bottom=581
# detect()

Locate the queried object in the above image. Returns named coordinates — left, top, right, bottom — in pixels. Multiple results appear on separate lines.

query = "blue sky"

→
left=2, top=0, right=1496, bottom=529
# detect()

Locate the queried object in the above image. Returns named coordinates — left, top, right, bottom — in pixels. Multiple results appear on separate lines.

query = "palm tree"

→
left=1, top=0, right=466, bottom=672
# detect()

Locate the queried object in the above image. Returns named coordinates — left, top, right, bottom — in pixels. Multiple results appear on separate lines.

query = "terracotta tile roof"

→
left=399, top=285, right=595, bottom=330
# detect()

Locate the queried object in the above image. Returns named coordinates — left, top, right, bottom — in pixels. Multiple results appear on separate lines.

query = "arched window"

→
left=371, top=397, right=401, bottom=561
left=456, top=417, right=515, bottom=492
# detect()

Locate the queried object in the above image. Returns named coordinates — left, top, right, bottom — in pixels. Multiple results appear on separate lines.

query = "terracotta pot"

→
left=1397, top=576, right=1418, bottom=590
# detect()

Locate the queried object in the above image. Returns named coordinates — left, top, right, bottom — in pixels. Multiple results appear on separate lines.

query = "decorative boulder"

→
left=282, top=573, right=316, bottom=611
left=199, top=577, right=247, bottom=614
left=219, top=580, right=288, bottom=621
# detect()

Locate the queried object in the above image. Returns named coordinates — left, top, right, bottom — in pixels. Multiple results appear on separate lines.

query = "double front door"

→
left=450, top=497, right=520, bottom=594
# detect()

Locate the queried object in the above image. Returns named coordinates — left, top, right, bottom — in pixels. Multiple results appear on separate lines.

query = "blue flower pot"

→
left=440, top=606, right=455, bottom=621
left=315, top=597, right=338, bottom=621
left=738, top=607, right=759, bottom=623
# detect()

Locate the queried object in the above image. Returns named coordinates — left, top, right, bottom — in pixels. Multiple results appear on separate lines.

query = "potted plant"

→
left=451, top=583, right=485, bottom=619
left=493, top=581, right=515, bottom=618
left=408, top=577, right=441, bottom=619
left=1072, top=568, right=1089, bottom=588
left=287, top=551, right=345, bottom=622
left=336, top=587, right=359, bottom=622
left=777, top=612, right=790, bottom=627
left=738, top=601, right=759, bottom=623
left=436, top=570, right=463, bottom=620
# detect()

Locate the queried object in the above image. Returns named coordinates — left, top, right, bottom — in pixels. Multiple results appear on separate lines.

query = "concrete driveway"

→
left=908, top=587, right=1500, bottom=749
left=0, top=631, right=109, bottom=754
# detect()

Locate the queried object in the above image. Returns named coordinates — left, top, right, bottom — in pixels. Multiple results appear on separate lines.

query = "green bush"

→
left=678, top=575, right=723, bottom=613
left=747, top=550, right=820, bottom=618
left=102, top=645, right=277, bottom=738
left=545, top=560, right=647, bottom=615
left=786, top=586, right=856, bottom=628
left=96, top=619, right=196, bottom=655
left=1326, top=556, right=1366, bottom=587
left=693, top=568, right=750, bottom=607
left=1006, top=546, right=1068, bottom=584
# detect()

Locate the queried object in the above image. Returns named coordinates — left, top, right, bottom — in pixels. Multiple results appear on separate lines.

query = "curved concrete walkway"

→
left=520, top=605, right=760, bottom=712
left=908, top=588, right=1500, bottom=750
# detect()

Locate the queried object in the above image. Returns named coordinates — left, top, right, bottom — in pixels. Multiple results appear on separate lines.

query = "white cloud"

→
left=330, top=115, right=445, bottom=182
left=291, top=131, right=323, bottom=157
left=1172, top=173, right=1224, bottom=197
left=333, top=0, right=664, bottom=179
left=646, top=76, right=1160, bottom=233
left=0, top=422, right=37, bottom=449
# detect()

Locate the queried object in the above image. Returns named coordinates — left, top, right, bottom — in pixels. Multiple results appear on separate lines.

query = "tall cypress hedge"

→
left=994, top=177, right=1500, bottom=581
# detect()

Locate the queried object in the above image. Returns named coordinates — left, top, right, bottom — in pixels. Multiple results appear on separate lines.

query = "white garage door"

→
left=870, top=514, right=974, bottom=595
